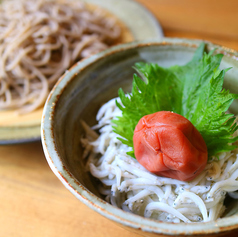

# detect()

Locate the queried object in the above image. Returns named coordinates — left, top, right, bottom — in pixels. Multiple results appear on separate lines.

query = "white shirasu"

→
left=82, top=97, right=238, bottom=223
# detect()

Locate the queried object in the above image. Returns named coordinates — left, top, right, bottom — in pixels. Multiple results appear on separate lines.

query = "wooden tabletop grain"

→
left=1, top=0, right=238, bottom=236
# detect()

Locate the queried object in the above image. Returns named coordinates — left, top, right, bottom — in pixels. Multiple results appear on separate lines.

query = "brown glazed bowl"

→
left=41, top=38, right=238, bottom=237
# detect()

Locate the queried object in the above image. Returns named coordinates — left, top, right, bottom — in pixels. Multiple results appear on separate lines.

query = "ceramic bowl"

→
left=41, top=38, right=238, bottom=236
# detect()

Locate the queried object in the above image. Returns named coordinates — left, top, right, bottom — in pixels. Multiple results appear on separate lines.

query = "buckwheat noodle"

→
left=0, top=0, right=121, bottom=113
left=82, top=97, right=238, bottom=223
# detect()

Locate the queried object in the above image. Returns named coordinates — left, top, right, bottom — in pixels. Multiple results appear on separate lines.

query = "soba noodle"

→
left=82, top=97, right=238, bottom=223
left=0, top=0, right=121, bottom=113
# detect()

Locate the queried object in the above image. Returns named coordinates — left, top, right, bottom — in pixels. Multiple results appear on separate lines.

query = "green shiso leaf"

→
left=112, top=43, right=238, bottom=158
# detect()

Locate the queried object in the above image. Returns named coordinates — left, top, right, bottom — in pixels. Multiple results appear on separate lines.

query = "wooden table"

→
left=1, top=1, right=238, bottom=236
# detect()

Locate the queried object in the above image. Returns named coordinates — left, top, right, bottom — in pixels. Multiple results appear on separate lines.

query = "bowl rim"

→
left=41, top=37, right=238, bottom=236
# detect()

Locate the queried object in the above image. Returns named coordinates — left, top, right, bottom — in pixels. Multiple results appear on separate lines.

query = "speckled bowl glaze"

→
left=41, top=38, right=238, bottom=237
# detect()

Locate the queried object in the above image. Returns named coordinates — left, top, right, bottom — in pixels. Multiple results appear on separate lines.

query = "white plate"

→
left=0, top=0, right=163, bottom=145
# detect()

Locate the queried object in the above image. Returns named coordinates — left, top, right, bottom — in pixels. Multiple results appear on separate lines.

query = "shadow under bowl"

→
left=41, top=38, right=238, bottom=237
